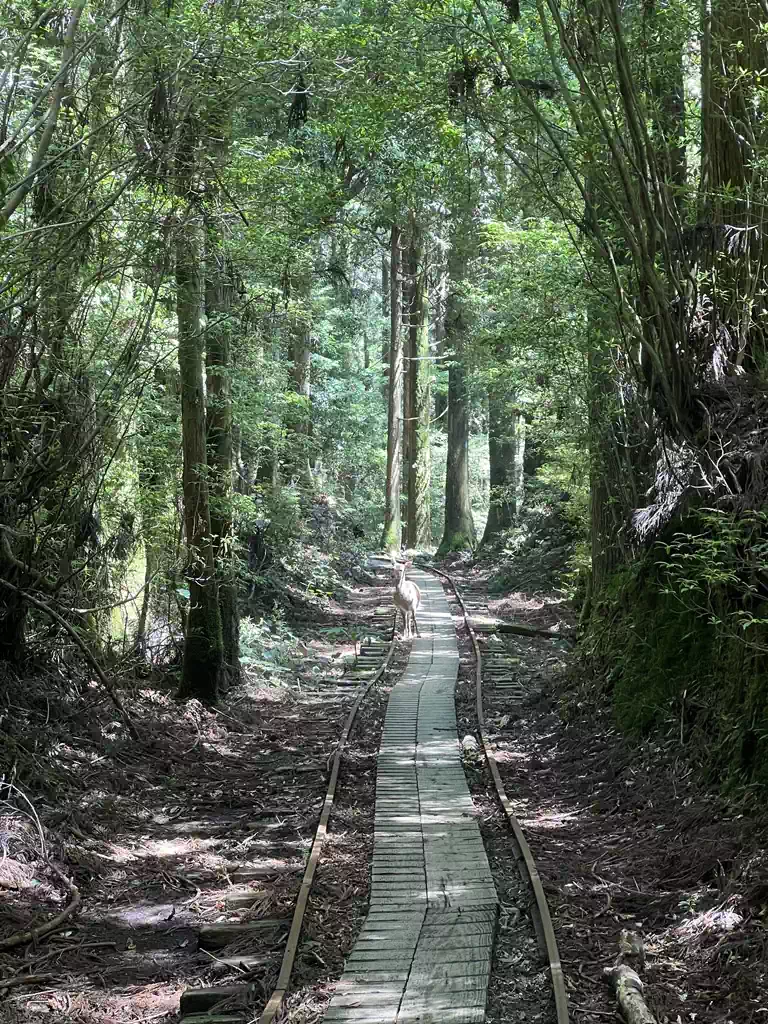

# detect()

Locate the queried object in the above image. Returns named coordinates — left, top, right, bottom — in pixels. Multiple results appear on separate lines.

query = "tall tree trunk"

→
left=289, top=264, right=313, bottom=488
left=522, top=409, right=547, bottom=500
left=403, top=233, right=415, bottom=526
left=406, top=217, right=432, bottom=549
left=205, top=231, right=240, bottom=688
left=432, top=268, right=448, bottom=426
left=381, top=254, right=390, bottom=399
left=438, top=225, right=476, bottom=554
left=588, top=350, right=622, bottom=603
left=701, top=0, right=767, bottom=368
left=381, top=225, right=403, bottom=552
left=135, top=538, right=156, bottom=651
left=481, top=392, right=520, bottom=545
left=176, top=210, right=224, bottom=703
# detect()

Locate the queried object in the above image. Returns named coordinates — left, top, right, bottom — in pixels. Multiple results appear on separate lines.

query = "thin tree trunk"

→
left=135, top=539, right=155, bottom=650
left=176, top=211, right=224, bottom=703
left=205, top=233, right=240, bottom=688
left=588, top=341, right=622, bottom=602
left=380, top=253, right=387, bottom=366
left=701, top=0, right=767, bottom=365
left=522, top=409, right=546, bottom=493
left=406, top=217, right=432, bottom=549
left=403, top=231, right=415, bottom=528
left=381, top=225, right=403, bottom=552
left=481, top=392, right=520, bottom=545
left=433, top=268, right=448, bottom=426
left=438, top=225, right=476, bottom=554
left=290, top=265, right=313, bottom=488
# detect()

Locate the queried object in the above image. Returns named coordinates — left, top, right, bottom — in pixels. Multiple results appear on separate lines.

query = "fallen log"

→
left=604, top=964, right=656, bottom=1024
left=469, top=617, right=573, bottom=641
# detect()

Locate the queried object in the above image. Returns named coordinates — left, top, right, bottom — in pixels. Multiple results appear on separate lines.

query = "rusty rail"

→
left=422, top=563, right=570, bottom=1024
left=257, top=610, right=397, bottom=1024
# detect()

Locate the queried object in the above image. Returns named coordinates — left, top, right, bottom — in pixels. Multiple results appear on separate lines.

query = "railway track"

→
left=423, top=563, right=569, bottom=1024
left=178, top=557, right=569, bottom=1024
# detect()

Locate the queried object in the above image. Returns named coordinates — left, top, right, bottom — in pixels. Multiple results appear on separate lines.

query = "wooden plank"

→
left=319, top=572, right=498, bottom=1024
left=180, top=985, right=250, bottom=1014
left=198, top=920, right=287, bottom=949
left=181, top=1017, right=245, bottom=1024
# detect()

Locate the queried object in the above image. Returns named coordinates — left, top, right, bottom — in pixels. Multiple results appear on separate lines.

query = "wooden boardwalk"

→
left=325, top=568, right=498, bottom=1024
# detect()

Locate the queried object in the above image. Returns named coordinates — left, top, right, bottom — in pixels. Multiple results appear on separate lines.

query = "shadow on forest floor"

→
left=451, top=552, right=768, bottom=1024
left=0, top=564, right=396, bottom=1023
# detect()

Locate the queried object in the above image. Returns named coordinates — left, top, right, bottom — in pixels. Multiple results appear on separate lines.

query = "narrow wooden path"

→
left=325, top=568, right=498, bottom=1024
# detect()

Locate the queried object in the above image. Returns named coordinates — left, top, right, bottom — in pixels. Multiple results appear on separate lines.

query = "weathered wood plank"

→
left=323, top=571, right=496, bottom=1024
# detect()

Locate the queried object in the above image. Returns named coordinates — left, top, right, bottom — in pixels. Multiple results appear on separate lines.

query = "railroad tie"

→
left=325, top=569, right=499, bottom=1024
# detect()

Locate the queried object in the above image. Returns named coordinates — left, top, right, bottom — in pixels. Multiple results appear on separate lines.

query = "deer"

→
left=392, top=558, right=422, bottom=639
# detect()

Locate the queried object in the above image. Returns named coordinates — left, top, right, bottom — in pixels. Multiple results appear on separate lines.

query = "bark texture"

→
left=438, top=224, right=476, bottom=554
left=381, top=225, right=403, bottom=552
left=481, top=392, right=520, bottom=545
left=176, top=212, right=224, bottom=703
left=604, top=966, right=656, bottom=1024
left=205, top=235, right=240, bottom=688
left=406, top=219, right=432, bottom=550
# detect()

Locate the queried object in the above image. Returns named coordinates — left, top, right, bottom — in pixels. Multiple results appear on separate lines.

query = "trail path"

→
left=325, top=566, right=498, bottom=1024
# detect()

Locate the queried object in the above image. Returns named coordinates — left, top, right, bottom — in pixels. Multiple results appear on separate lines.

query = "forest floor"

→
left=0, top=559, right=401, bottom=1023
left=1, top=530, right=768, bottom=1024
left=445, top=521, right=768, bottom=1024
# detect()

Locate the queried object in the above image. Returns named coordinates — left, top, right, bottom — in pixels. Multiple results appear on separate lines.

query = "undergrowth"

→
left=577, top=510, right=768, bottom=791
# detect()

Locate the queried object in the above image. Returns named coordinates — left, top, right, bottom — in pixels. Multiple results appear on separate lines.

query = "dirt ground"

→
left=0, top=564, right=396, bottom=1023
left=447, top=556, right=768, bottom=1024
left=3, top=548, right=768, bottom=1024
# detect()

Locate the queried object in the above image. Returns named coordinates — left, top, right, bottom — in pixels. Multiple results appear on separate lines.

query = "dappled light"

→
left=2, top=0, right=768, bottom=1020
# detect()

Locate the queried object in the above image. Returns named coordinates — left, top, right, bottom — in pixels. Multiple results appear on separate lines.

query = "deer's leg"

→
left=412, top=611, right=420, bottom=638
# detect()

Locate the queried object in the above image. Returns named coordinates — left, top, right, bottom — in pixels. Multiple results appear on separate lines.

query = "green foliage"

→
left=239, top=613, right=297, bottom=681
left=585, top=546, right=768, bottom=789
left=656, top=510, right=768, bottom=650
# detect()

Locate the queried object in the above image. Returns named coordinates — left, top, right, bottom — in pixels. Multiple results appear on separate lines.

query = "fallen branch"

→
left=469, top=617, right=574, bottom=642
left=0, top=863, right=81, bottom=952
left=604, top=965, right=656, bottom=1024
left=0, top=972, right=57, bottom=991
left=0, top=578, right=139, bottom=741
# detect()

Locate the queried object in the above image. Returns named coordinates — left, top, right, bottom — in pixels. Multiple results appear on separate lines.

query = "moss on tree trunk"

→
left=438, top=220, right=476, bottom=555
left=381, top=224, right=403, bottom=552
left=176, top=210, right=224, bottom=703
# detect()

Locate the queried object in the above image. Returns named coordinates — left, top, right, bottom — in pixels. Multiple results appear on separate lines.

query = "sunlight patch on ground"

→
left=105, top=836, right=220, bottom=862
left=494, top=748, right=528, bottom=763
left=676, top=905, right=743, bottom=941
left=525, top=808, right=580, bottom=830
left=101, top=902, right=180, bottom=927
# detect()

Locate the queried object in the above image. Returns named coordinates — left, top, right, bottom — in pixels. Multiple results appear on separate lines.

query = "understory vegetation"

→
left=2, top=0, right=768, bottom=799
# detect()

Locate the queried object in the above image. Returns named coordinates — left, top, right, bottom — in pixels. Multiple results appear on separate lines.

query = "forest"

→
left=1, top=0, right=767, bottom=1022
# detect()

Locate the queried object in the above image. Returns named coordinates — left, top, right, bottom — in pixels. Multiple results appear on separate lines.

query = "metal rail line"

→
left=422, top=563, right=570, bottom=1024
left=257, top=613, right=397, bottom=1024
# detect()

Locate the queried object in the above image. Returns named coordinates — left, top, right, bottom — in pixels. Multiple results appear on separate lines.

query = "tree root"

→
left=0, top=972, right=57, bottom=992
left=0, top=863, right=81, bottom=952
